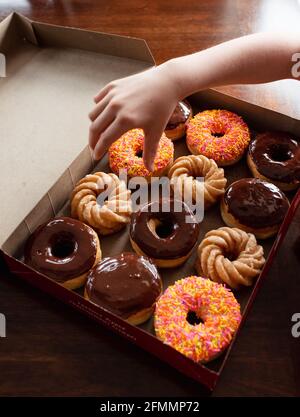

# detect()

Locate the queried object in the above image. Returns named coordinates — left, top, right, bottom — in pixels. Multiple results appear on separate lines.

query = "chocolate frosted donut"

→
left=221, top=178, right=290, bottom=239
left=85, top=252, right=162, bottom=325
left=248, top=131, right=300, bottom=191
left=165, top=100, right=193, bottom=140
left=130, top=199, right=200, bottom=267
left=24, top=217, right=101, bottom=289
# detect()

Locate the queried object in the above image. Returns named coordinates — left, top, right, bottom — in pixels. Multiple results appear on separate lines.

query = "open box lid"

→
left=0, top=13, right=155, bottom=251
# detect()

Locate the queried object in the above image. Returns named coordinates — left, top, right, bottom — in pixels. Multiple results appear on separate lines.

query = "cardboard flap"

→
left=32, top=20, right=154, bottom=63
left=0, top=13, right=38, bottom=53
left=0, top=13, right=155, bottom=249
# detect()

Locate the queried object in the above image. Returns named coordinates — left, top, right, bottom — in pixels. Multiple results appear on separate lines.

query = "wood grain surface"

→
left=0, top=0, right=300, bottom=397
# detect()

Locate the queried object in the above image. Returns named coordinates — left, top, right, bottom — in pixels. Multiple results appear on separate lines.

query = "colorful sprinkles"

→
left=186, top=110, right=250, bottom=165
left=108, top=128, right=174, bottom=178
left=154, top=276, right=241, bottom=363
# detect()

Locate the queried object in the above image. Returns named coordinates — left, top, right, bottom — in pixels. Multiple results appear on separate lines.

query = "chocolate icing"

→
left=85, top=252, right=162, bottom=319
left=130, top=199, right=200, bottom=259
left=166, top=100, right=191, bottom=130
left=24, top=217, right=97, bottom=281
left=249, top=132, right=300, bottom=183
left=224, top=178, right=289, bottom=228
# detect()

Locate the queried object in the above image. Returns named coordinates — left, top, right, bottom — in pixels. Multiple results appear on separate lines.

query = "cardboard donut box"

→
left=1, top=13, right=300, bottom=391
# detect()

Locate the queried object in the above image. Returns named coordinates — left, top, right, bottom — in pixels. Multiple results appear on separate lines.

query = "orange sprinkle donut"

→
left=154, top=276, right=241, bottom=363
left=109, top=129, right=174, bottom=181
left=186, top=110, right=250, bottom=166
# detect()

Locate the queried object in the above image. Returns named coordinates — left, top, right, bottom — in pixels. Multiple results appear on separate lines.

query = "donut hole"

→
left=156, top=221, right=174, bottom=239
left=135, top=149, right=144, bottom=158
left=148, top=216, right=176, bottom=239
left=51, top=233, right=76, bottom=259
left=96, top=189, right=109, bottom=207
left=211, top=124, right=226, bottom=138
left=224, top=250, right=238, bottom=262
left=186, top=310, right=203, bottom=326
left=211, top=132, right=225, bottom=138
left=269, top=144, right=292, bottom=162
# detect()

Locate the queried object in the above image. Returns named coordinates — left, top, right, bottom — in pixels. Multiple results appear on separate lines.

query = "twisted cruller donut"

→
left=168, top=155, right=227, bottom=209
left=154, top=276, right=241, bottom=363
left=196, top=227, right=265, bottom=289
left=71, top=172, right=132, bottom=235
left=186, top=110, right=250, bottom=166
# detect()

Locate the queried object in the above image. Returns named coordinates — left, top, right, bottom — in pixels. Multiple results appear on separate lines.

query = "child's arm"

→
left=89, top=32, right=300, bottom=170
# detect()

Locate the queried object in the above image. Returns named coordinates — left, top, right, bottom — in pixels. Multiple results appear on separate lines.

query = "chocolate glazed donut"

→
left=221, top=178, right=290, bottom=239
left=165, top=100, right=193, bottom=141
left=85, top=252, right=162, bottom=325
left=24, top=217, right=101, bottom=290
left=130, top=199, right=200, bottom=267
left=247, top=131, right=300, bottom=191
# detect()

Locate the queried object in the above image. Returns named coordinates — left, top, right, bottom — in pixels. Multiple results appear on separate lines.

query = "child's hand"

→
left=89, top=65, right=179, bottom=171
left=89, top=33, right=298, bottom=171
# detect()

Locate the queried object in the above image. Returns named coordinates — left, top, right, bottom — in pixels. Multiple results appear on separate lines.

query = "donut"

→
left=84, top=252, right=162, bottom=325
left=164, top=100, right=193, bottom=141
left=108, top=128, right=174, bottom=181
left=247, top=131, right=300, bottom=191
left=186, top=109, right=250, bottom=166
left=71, top=171, right=132, bottom=235
left=154, top=276, right=241, bottom=363
left=24, top=217, right=101, bottom=290
left=130, top=199, right=200, bottom=268
left=168, top=154, right=227, bottom=209
left=221, top=178, right=290, bottom=239
left=196, top=227, right=265, bottom=289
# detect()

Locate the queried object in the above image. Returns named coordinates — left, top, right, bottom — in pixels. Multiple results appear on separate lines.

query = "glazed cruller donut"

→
left=71, top=171, right=132, bottom=235
left=168, top=154, right=227, bottom=209
left=196, top=227, right=265, bottom=289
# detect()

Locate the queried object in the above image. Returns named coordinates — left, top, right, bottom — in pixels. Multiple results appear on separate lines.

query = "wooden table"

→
left=0, top=0, right=299, bottom=396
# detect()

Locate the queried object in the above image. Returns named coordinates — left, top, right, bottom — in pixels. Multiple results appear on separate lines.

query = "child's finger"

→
left=93, top=120, right=127, bottom=160
left=89, top=105, right=115, bottom=150
left=142, top=127, right=162, bottom=172
left=89, top=93, right=112, bottom=122
left=94, top=83, right=113, bottom=104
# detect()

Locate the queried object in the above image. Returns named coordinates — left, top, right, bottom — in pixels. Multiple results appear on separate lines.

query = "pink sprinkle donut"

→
left=108, top=128, right=174, bottom=181
left=186, top=110, right=250, bottom=166
left=154, top=276, right=241, bottom=363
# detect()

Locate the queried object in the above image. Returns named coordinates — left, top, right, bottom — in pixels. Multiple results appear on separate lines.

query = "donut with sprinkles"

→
left=154, top=276, right=241, bottom=363
left=186, top=110, right=250, bottom=166
left=108, top=128, right=174, bottom=181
